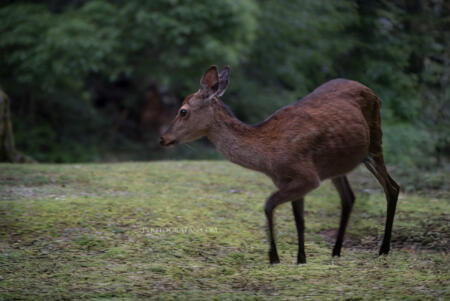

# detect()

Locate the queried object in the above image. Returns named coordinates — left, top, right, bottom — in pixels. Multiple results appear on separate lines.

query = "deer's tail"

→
left=359, top=89, right=383, bottom=156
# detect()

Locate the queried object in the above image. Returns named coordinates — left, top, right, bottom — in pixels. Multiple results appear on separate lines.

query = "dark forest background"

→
left=0, top=0, right=449, bottom=189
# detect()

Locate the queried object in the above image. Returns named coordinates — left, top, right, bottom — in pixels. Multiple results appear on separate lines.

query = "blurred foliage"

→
left=0, top=0, right=449, bottom=174
left=0, top=0, right=258, bottom=162
left=230, top=0, right=449, bottom=170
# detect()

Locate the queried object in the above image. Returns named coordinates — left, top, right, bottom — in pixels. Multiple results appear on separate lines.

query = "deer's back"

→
left=259, top=79, right=379, bottom=180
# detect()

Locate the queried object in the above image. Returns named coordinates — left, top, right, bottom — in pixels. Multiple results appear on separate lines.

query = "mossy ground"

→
left=0, top=161, right=448, bottom=300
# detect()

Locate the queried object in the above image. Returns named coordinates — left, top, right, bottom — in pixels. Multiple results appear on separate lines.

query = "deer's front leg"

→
left=265, top=193, right=281, bottom=264
left=292, top=198, right=306, bottom=264
left=264, top=176, right=319, bottom=264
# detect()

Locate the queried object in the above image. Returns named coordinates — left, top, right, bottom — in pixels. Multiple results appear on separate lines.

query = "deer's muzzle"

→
left=160, top=136, right=177, bottom=147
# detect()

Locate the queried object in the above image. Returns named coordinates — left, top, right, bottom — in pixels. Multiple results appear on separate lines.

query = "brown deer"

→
left=160, top=65, right=400, bottom=264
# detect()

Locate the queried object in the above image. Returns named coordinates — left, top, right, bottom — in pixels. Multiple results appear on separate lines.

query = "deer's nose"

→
left=159, top=137, right=164, bottom=146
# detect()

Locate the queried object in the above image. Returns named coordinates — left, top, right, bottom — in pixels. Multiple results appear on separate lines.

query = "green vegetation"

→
left=0, top=0, right=448, bottom=170
left=1, top=161, right=448, bottom=300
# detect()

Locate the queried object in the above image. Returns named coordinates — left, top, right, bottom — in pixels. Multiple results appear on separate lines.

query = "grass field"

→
left=0, top=161, right=449, bottom=300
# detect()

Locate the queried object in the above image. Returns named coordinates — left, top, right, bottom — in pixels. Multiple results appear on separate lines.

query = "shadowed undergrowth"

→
left=0, top=161, right=449, bottom=300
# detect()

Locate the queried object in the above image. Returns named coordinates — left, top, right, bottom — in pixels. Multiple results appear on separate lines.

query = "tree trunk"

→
left=0, top=90, right=35, bottom=163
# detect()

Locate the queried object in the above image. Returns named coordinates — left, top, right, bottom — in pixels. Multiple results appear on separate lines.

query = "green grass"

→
left=0, top=161, right=449, bottom=300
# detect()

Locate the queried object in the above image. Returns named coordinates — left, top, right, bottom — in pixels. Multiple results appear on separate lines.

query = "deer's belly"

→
left=313, top=125, right=370, bottom=180
left=315, top=144, right=368, bottom=180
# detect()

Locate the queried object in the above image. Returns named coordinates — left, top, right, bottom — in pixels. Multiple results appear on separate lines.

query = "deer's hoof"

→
left=297, top=253, right=306, bottom=264
left=269, top=250, right=280, bottom=264
left=379, top=247, right=390, bottom=256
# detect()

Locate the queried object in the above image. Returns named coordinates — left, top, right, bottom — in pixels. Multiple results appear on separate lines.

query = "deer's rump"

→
left=265, top=79, right=376, bottom=180
left=301, top=79, right=377, bottom=179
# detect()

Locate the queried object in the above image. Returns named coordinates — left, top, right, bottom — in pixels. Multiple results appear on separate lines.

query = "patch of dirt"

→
left=1, top=186, right=39, bottom=200
left=393, top=214, right=449, bottom=252
left=231, top=279, right=278, bottom=296
left=319, top=229, right=369, bottom=249
left=320, top=214, right=450, bottom=253
left=0, top=184, right=133, bottom=201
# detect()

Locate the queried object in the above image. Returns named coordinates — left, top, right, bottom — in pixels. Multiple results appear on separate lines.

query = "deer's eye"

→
left=180, top=109, right=187, bottom=117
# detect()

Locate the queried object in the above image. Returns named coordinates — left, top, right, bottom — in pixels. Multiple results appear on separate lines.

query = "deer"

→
left=160, top=65, right=400, bottom=264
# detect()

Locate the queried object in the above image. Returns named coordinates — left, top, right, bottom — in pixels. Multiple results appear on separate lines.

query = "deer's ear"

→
left=200, top=65, right=219, bottom=98
left=216, top=66, right=230, bottom=98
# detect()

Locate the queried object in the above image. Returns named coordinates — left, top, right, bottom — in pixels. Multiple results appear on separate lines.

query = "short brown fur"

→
left=161, top=65, right=400, bottom=264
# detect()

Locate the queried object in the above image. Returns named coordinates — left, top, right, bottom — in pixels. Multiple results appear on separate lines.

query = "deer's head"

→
left=160, top=65, right=230, bottom=147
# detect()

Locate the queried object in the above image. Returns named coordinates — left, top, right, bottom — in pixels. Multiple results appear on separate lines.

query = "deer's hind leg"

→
left=363, top=154, right=400, bottom=255
left=331, top=176, right=355, bottom=257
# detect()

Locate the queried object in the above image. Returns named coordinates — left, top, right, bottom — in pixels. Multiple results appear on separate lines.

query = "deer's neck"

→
left=207, top=100, right=268, bottom=173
